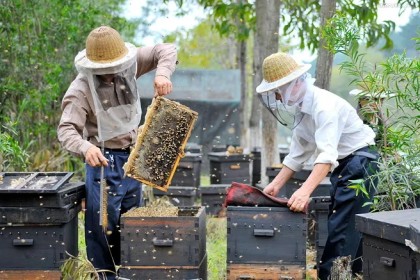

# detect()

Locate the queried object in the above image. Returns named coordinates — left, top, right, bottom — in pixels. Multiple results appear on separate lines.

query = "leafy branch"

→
left=321, top=13, right=420, bottom=211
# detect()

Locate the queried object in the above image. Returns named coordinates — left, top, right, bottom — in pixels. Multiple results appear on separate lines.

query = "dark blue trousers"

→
left=318, top=146, right=379, bottom=280
left=85, top=149, right=142, bottom=280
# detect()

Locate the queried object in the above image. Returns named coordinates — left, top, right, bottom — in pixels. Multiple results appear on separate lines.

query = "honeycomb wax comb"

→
left=124, top=96, right=198, bottom=191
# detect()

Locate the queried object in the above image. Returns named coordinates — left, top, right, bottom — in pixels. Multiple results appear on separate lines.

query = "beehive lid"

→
left=185, top=143, right=202, bottom=154
left=181, top=152, right=202, bottom=162
left=199, top=184, right=229, bottom=194
left=208, top=152, right=251, bottom=162
left=409, top=221, right=420, bottom=253
left=0, top=172, right=74, bottom=193
left=356, top=208, right=420, bottom=244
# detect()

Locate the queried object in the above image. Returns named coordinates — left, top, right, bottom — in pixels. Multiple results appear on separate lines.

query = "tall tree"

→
left=0, top=0, right=139, bottom=171
left=282, top=0, right=408, bottom=90
left=253, top=0, right=281, bottom=184
left=193, top=0, right=255, bottom=147
left=164, top=0, right=418, bottom=185
left=314, top=0, right=337, bottom=90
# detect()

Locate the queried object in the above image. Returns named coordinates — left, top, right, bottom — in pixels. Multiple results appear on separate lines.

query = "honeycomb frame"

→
left=124, top=97, right=198, bottom=191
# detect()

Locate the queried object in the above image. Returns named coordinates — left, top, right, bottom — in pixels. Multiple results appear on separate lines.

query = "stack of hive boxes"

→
left=0, top=172, right=85, bottom=279
left=201, top=147, right=251, bottom=217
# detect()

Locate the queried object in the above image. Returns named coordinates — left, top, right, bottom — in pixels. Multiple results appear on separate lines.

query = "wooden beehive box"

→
left=119, top=206, right=207, bottom=279
left=227, top=206, right=307, bottom=264
left=226, top=206, right=307, bottom=280
left=0, top=216, right=78, bottom=270
left=152, top=186, right=197, bottom=206
left=266, top=166, right=331, bottom=198
left=124, top=97, right=198, bottom=191
left=120, top=206, right=206, bottom=267
left=227, top=263, right=305, bottom=280
left=308, top=196, right=331, bottom=269
left=170, top=152, right=202, bottom=188
left=208, top=152, right=251, bottom=184
left=0, top=270, right=62, bottom=280
left=0, top=172, right=82, bottom=276
left=200, top=184, right=229, bottom=216
left=356, top=208, right=420, bottom=280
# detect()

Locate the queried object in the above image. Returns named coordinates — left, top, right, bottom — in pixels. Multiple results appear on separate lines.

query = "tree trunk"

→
left=252, top=0, right=281, bottom=186
left=314, top=0, right=337, bottom=90
left=236, top=23, right=248, bottom=148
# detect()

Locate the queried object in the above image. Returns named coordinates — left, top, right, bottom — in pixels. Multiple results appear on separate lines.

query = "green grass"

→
left=78, top=211, right=86, bottom=256
left=206, top=217, right=227, bottom=280
left=201, top=174, right=211, bottom=186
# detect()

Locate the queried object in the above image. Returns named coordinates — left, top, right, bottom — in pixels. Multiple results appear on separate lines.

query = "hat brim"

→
left=75, top=42, right=137, bottom=74
left=256, top=64, right=311, bottom=93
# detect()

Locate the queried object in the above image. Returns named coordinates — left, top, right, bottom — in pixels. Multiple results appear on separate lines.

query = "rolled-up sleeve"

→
left=312, top=108, right=348, bottom=169
left=283, top=134, right=316, bottom=172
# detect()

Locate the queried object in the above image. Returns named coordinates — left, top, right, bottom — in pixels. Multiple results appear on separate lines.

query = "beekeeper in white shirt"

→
left=256, top=52, right=379, bottom=280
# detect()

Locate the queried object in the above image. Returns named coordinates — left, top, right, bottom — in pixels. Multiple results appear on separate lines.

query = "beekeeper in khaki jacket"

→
left=58, top=26, right=177, bottom=279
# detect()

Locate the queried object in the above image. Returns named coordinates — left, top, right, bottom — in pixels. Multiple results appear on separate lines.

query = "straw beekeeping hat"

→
left=74, top=26, right=137, bottom=73
left=256, top=52, right=311, bottom=93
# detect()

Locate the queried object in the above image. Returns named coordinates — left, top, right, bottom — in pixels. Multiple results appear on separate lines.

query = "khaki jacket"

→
left=57, top=43, right=177, bottom=157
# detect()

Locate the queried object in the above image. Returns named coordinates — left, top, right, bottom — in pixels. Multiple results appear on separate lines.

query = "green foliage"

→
left=169, top=0, right=256, bottom=42
left=201, top=0, right=255, bottom=41
left=330, top=47, right=387, bottom=102
left=165, top=19, right=236, bottom=69
left=0, top=0, right=138, bottom=173
left=281, top=0, right=420, bottom=53
left=322, top=14, right=420, bottom=211
left=169, top=0, right=419, bottom=59
left=0, top=123, right=29, bottom=171
left=348, top=179, right=370, bottom=198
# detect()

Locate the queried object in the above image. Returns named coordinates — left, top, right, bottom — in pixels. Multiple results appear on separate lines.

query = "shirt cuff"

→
left=314, top=152, right=339, bottom=169
left=155, top=68, right=172, bottom=80
left=283, top=156, right=304, bottom=172
left=80, top=141, right=95, bottom=157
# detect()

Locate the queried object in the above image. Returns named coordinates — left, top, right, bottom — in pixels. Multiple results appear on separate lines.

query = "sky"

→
left=123, top=0, right=415, bottom=62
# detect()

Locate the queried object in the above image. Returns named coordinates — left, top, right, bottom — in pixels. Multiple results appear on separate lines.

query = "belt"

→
left=352, top=150, right=379, bottom=160
left=100, top=147, right=132, bottom=153
left=339, top=146, right=379, bottom=163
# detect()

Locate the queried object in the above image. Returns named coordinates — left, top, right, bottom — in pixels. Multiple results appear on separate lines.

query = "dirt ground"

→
left=306, top=247, right=318, bottom=279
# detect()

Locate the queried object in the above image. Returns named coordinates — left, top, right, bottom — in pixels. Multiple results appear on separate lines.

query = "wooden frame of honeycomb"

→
left=124, top=97, right=198, bottom=192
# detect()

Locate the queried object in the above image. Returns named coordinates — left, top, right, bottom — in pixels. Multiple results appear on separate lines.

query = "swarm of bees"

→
left=124, top=97, right=198, bottom=191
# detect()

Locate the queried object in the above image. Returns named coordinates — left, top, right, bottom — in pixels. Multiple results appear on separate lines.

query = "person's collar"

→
left=300, top=84, right=315, bottom=114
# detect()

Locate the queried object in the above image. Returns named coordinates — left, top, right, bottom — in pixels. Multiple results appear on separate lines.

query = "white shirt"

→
left=283, top=86, right=376, bottom=171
